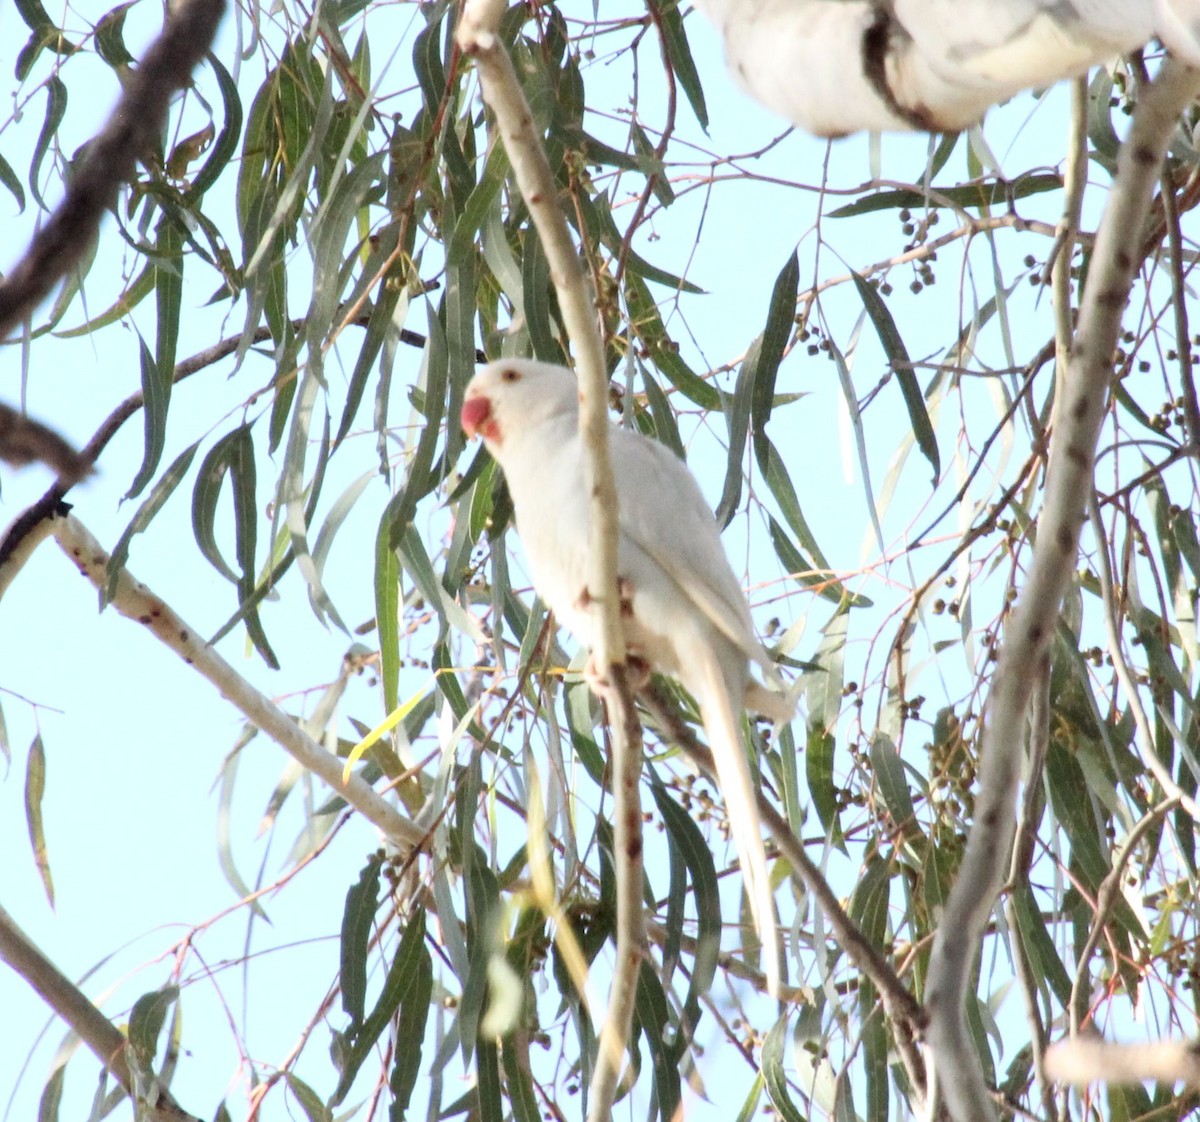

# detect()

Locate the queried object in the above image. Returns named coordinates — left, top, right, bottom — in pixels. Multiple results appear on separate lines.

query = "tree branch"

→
left=1045, top=1037, right=1200, bottom=1086
left=453, top=8, right=641, bottom=1117
left=0, top=0, right=225, bottom=339
left=0, top=903, right=202, bottom=1122
left=589, top=664, right=645, bottom=1116
left=44, top=511, right=426, bottom=849
left=924, top=56, right=1200, bottom=1122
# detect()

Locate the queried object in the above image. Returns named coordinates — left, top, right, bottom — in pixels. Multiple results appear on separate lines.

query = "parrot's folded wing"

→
left=609, top=426, right=789, bottom=688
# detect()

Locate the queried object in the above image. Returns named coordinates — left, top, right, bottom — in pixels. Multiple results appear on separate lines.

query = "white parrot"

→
left=693, top=0, right=1192, bottom=137
left=461, top=358, right=793, bottom=994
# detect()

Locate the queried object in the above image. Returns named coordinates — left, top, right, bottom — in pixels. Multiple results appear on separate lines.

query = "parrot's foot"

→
left=575, top=576, right=636, bottom=619
left=584, top=650, right=651, bottom=699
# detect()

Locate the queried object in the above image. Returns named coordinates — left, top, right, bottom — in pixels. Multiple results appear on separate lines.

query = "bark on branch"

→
left=45, top=511, right=426, bottom=849
left=924, top=56, right=1200, bottom=1122
left=0, top=0, right=225, bottom=340
left=454, top=5, right=640, bottom=1117
left=0, top=904, right=202, bottom=1121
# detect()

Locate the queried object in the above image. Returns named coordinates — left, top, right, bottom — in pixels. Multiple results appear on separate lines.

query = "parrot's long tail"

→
left=696, top=652, right=782, bottom=999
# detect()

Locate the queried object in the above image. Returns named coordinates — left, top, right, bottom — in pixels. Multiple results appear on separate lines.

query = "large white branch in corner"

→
left=923, top=56, right=1200, bottom=1122
left=694, top=0, right=1198, bottom=135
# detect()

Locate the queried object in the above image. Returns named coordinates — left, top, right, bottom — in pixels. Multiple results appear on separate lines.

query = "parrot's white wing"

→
left=608, top=424, right=777, bottom=675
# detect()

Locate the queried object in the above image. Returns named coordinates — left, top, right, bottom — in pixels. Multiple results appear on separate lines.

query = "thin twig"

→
left=1159, top=156, right=1200, bottom=452
left=1003, top=656, right=1056, bottom=1122
left=1067, top=793, right=1182, bottom=1035
left=924, top=57, right=1200, bottom=1122
left=1087, top=494, right=1200, bottom=820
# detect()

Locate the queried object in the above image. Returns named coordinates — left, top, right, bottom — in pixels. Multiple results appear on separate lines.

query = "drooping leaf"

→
left=24, top=734, right=53, bottom=906
left=340, top=851, right=383, bottom=1029
left=826, top=173, right=1063, bottom=217
left=852, top=271, right=939, bottom=484
left=331, top=908, right=429, bottom=1105
left=29, top=76, right=67, bottom=210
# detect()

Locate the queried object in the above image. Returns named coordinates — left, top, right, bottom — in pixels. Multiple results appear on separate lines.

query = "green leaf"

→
left=14, top=0, right=53, bottom=33
left=714, top=355, right=753, bottom=528
left=476, top=1040, right=504, bottom=1122
left=447, top=144, right=508, bottom=268
left=340, top=851, right=383, bottom=1029
left=574, top=190, right=703, bottom=294
left=192, top=425, right=257, bottom=585
left=384, top=310, right=450, bottom=549
left=756, top=438, right=836, bottom=577
left=190, top=54, right=243, bottom=199
left=284, top=1075, right=331, bottom=1122
left=634, top=964, right=681, bottom=1118
left=650, top=778, right=720, bottom=1034
left=390, top=940, right=433, bottom=1119
left=29, top=76, right=67, bottom=211
left=826, top=172, right=1063, bottom=217
left=806, top=608, right=848, bottom=838
left=53, top=262, right=154, bottom=337
left=649, top=0, right=708, bottom=129
left=307, top=151, right=387, bottom=336
left=375, top=512, right=402, bottom=715
left=750, top=250, right=799, bottom=456
left=869, top=732, right=919, bottom=838
left=852, top=272, right=939, bottom=484
left=520, top=234, right=565, bottom=365
left=849, top=859, right=891, bottom=1122
left=762, top=1014, right=807, bottom=1122
left=0, top=150, right=25, bottom=211
left=107, top=439, right=202, bottom=602
left=500, top=1038, right=541, bottom=1122
left=1010, top=884, right=1072, bottom=1005
left=624, top=272, right=718, bottom=409
left=331, top=908, right=429, bottom=1105
left=554, top=123, right=639, bottom=172
left=336, top=281, right=404, bottom=449
left=24, top=734, right=53, bottom=906
left=93, top=2, right=136, bottom=68
left=127, top=987, right=178, bottom=1073
left=36, top=1064, right=64, bottom=1122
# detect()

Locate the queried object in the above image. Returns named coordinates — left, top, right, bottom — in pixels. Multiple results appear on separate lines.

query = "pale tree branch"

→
left=0, top=0, right=225, bottom=340
left=924, top=56, right=1200, bottom=1122
left=590, top=664, right=646, bottom=1113
left=43, top=511, right=426, bottom=849
left=453, top=6, right=639, bottom=1118
left=1003, top=657, right=1057, bottom=1122
left=1049, top=76, right=1089, bottom=431
left=1045, top=1037, right=1200, bottom=1086
left=0, top=903, right=202, bottom=1122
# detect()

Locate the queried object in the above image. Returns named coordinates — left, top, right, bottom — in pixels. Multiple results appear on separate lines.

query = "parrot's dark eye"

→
left=500, top=368, right=520, bottom=383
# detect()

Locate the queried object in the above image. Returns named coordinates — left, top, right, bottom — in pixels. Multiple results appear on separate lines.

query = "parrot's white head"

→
left=461, top=359, right=580, bottom=453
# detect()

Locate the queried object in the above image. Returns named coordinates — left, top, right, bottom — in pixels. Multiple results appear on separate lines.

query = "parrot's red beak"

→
left=461, top=394, right=494, bottom=441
